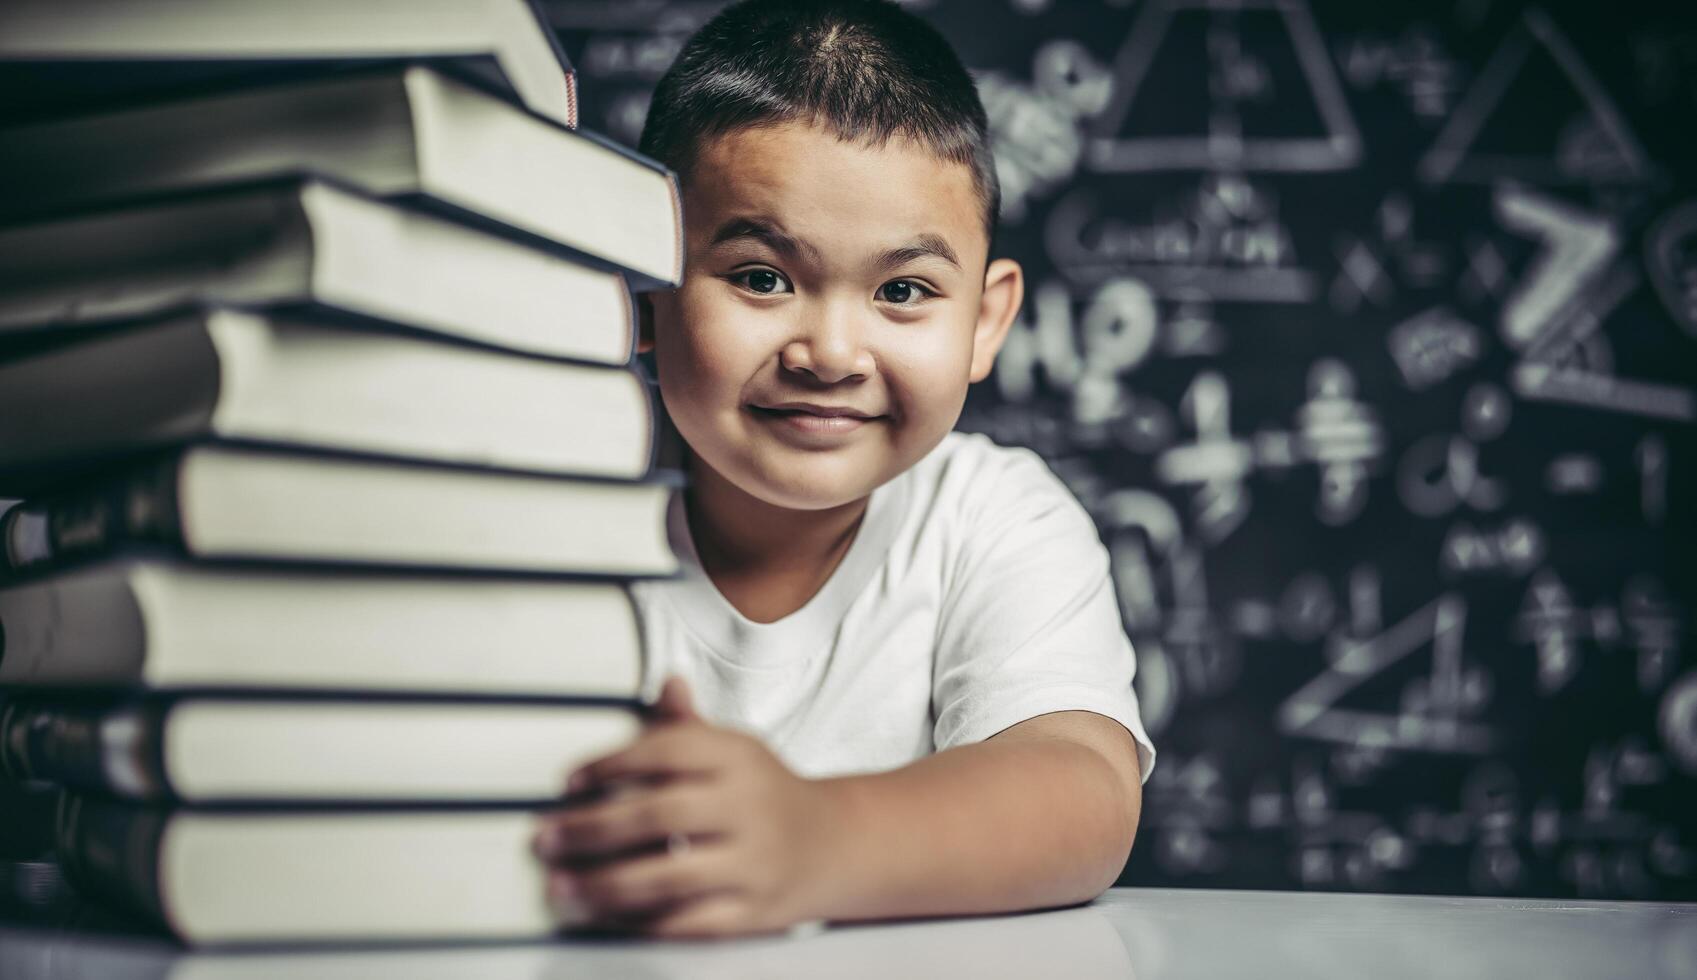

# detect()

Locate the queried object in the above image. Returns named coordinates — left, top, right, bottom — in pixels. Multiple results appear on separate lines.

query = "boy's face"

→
left=646, top=121, right=1022, bottom=512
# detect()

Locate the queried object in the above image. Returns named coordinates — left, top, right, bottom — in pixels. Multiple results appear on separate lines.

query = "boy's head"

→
left=638, top=0, right=1024, bottom=516
left=638, top=0, right=1001, bottom=240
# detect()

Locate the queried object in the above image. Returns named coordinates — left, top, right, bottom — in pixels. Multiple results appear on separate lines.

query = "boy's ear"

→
left=636, top=292, right=656, bottom=354
left=968, top=257, right=1025, bottom=383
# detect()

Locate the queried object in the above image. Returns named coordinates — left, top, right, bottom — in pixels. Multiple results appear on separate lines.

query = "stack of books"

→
left=0, top=0, right=683, bottom=945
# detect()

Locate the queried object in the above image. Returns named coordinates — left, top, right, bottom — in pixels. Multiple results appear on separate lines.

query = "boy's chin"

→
left=737, top=469, right=880, bottom=513
left=721, top=453, right=891, bottom=513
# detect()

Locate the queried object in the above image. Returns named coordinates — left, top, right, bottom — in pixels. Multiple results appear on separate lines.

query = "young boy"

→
left=532, top=0, right=1156, bottom=938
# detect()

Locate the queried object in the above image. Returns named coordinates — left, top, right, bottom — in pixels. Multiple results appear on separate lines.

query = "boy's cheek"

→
left=661, top=339, right=757, bottom=410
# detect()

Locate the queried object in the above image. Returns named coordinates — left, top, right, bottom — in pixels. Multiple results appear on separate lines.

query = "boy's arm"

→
left=822, top=706, right=1143, bottom=921
left=532, top=679, right=1142, bottom=938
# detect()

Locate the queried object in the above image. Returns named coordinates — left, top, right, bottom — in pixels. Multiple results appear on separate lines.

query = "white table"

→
left=3, top=887, right=1694, bottom=979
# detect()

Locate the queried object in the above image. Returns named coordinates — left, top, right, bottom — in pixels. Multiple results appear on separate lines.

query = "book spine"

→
left=0, top=780, right=59, bottom=861
left=0, top=699, right=164, bottom=798
left=53, top=793, right=170, bottom=932
left=0, top=569, right=149, bottom=687
left=0, top=457, right=184, bottom=581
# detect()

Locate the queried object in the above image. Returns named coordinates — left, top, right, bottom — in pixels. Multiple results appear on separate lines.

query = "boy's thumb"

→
left=652, top=676, right=701, bottom=723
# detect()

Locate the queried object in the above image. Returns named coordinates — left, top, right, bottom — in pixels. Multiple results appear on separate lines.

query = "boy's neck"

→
left=683, top=455, right=870, bottom=624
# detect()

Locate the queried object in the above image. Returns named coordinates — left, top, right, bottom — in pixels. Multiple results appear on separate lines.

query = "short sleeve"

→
left=931, top=442, right=1156, bottom=783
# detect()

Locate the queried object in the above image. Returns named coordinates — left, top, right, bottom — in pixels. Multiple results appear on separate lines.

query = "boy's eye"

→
left=877, top=279, right=932, bottom=305
left=731, top=268, right=793, bottom=295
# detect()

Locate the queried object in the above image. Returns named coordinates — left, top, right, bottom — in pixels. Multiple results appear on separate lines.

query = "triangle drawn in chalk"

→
left=1088, top=0, right=1361, bottom=173
left=1417, top=8, right=1650, bottom=186
left=1277, top=593, right=1495, bottom=754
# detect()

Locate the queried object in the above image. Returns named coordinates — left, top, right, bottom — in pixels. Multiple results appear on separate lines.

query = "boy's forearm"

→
left=805, top=717, right=1142, bottom=922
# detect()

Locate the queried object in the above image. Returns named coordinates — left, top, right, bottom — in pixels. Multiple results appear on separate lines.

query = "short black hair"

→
left=638, top=0, right=1000, bottom=239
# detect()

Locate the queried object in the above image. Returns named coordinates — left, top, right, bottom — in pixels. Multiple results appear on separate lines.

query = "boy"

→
left=532, top=0, right=1156, bottom=938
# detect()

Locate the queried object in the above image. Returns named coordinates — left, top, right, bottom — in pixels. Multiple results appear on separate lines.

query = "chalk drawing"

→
left=1145, top=754, right=1232, bottom=874
left=1623, top=576, right=1681, bottom=694
left=1646, top=200, right=1697, bottom=338
left=1516, top=569, right=1585, bottom=694
left=1545, top=453, right=1604, bottom=494
left=1521, top=264, right=1638, bottom=370
left=1104, top=488, right=1185, bottom=627
left=1045, top=176, right=1318, bottom=301
left=1461, top=382, right=1513, bottom=442
left=1397, top=435, right=1507, bottom=517
left=1103, top=489, right=1187, bottom=736
left=1417, top=8, right=1650, bottom=185
left=1156, top=371, right=1253, bottom=543
left=1660, top=672, right=1697, bottom=776
left=1511, top=364, right=1697, bottom=422
left=981, top=40, right=1112, bottom=222
left=1441, top=517, right=1545, bottom=576
left=1162, top=293, right=1227, bottom=358
left=1460, top=237, right=1511, bottom=304
left=1329, top=234, right=1395, bottom=313
left=1295, top=359, right=1385, bottom=524
left=1280, top=593, right=1494, bottom=753
left=1635, top=435, right=1668, bottom=525
left=1338, top=25, right=1464, bottom=121
left=1495, top=184, right=1619, bottom=353
left=1387, top=307, right=1485, bottom=390
left=1279, top=572, right=1339, bottom=645
left=996, top=280, right=1081, bottom=404
left=1090, top=0, right=1361, bottom=172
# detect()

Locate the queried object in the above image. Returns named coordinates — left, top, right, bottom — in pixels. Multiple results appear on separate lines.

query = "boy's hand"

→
left=532, top=677, right=843, bottom=938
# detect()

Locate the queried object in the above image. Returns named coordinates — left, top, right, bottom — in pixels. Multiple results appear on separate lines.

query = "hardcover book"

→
left=0, top=177, right=643, bottom=362
left=0, top=307, right=655, bottom=494
left=1, top=694, right=642, bottom=804
left=0, top=445, right=678, bottom=581
left=0, top=65, right=681, bottom=288
left=55, top=797, right=584, bottom=943
left=0, top=0, right=577, bottom=129
left=0, top=560, right=644, bottom=697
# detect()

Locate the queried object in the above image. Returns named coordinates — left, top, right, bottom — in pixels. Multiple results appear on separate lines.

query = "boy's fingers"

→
left=651, top=676, right=701, bottom=723
left=551, top=846, right=740, bottom=917
left=534, top=784, right=723, bottom=860
left=641, top=892, right=763, bottom=940
left=571, top=724, right=736, bottom=789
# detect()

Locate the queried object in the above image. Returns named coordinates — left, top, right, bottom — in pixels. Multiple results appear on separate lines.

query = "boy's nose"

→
left=779, top=306, right=875, bottom=384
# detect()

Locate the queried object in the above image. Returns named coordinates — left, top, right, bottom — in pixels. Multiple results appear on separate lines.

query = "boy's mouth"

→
left=751, top=401, right=880, bottom=420
left=748, top=401, right=884, bottom=441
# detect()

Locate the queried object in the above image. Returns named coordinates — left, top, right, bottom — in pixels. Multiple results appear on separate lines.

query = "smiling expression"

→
left=647, top=121, right=1012, bottom=512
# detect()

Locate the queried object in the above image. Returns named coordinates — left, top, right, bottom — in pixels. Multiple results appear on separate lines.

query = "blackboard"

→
left=545, top=0, right=1697, bottom=901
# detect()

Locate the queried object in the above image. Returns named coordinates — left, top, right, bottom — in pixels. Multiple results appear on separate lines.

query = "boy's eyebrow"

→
left=708, top=217, right=822, bottom=263
left=873, top=234, right=961, bottom=273
left=708, top=219, right=961, bottom=273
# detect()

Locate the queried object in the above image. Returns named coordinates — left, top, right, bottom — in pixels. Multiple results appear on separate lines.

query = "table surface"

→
left=3, top=887, right=1695, bottom=979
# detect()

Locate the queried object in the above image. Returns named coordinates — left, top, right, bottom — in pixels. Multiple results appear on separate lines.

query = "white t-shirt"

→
left=631, top=431, right=1157, bottom=783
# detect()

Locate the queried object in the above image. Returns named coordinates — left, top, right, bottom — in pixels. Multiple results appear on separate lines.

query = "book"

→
left=0, top=176, right=641, bottom=363
left=1, top=694, right=641, bottom=805
left=0, top=560, right=643, bottom=697
left=0, top=65, right=683, bottom=288
left=0, top=0, right=577, bottom=130
left=55, top=797, right=581, bottom=943
left=0, top=782, right=57, bottom=861
left=0, top=307, right=655, bottom=493
left=0, top=445, right=678, bottom=581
